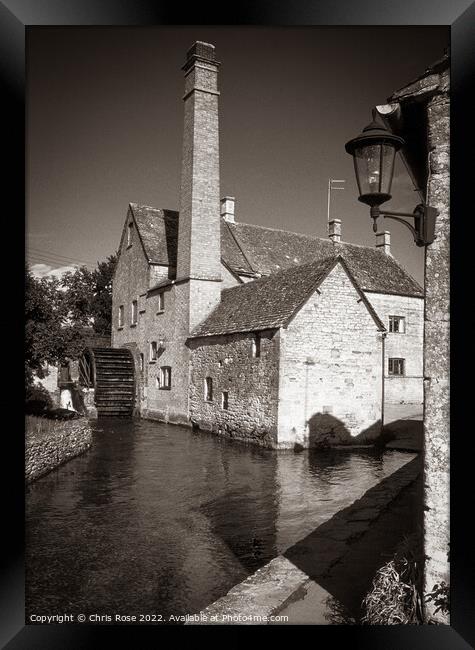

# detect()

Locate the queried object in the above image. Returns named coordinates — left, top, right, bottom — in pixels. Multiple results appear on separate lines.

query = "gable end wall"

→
left=277, top=264, right=383, bottom=448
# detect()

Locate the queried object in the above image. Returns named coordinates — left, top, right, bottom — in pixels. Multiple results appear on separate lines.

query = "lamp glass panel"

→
left=379, top=144, right=397, bottom=195
left=354, top=144, right=382, bottom=197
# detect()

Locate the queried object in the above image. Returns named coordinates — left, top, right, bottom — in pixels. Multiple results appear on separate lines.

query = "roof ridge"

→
left=221, top=255, right=337, bottom=293
left=233, top=220, right=387, bottom=253
left=130, top=202, right=179, bottom=214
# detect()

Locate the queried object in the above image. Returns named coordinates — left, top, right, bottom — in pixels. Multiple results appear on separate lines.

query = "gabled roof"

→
left=126, top=203, right=423, bottom=297
left=129, top=203, right=179, bottom=266
left=225, top=221, right=423, bottom=296
left=189, top=256, right=386, bottom=339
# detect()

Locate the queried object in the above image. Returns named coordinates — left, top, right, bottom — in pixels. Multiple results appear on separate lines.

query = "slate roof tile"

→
left=189, top=257, right=386, bottom=338
left=128, top=203, right=423, bottom=297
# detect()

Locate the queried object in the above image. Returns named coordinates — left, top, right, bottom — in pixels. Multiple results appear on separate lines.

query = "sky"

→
left=26, top=26, right=449, bottom=283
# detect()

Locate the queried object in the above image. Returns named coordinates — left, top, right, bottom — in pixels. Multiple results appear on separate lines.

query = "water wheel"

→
left=79, top=347, right=135, bottom=417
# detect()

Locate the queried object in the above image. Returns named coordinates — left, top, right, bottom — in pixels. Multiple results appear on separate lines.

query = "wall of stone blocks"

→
left=188, top=330, right=280, bottom=448
left=365, top=292, right=424, bottom=404
left=423, top=75, right=450, bottom=623
left=277, top=264, right=384, bottom=448
left=112, top=210, right=151, bottom=351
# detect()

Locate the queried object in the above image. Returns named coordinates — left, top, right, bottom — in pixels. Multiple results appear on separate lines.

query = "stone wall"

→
left=25, top=417, right=92, bottom=483
left=365, top=293, right=424, bottom=404
left=188, top=330, right=280, bottom=447
left=112, top=207, right=151, bottom=351
left=391, top=60, right=450, bottom=623
left=423, top=72, right=450, bottom=623
left=278, top=264, right=384, bottom=448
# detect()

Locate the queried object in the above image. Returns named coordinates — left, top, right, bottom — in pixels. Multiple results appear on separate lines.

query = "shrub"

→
left=362, top=533, right=423, bottom=625
left=25, top=384, right=53, bottom=415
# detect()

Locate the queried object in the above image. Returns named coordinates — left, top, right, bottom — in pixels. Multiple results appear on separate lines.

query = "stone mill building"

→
left=106, top=41, right=424, bottom=449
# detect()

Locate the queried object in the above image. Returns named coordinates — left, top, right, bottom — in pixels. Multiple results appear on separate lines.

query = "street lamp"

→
left=345, top=109, right=437, bottom=246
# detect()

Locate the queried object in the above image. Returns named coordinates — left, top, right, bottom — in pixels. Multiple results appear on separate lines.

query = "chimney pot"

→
left=376, top=230, right=391, bottom=255
left=221, top=196, right=236, bottom=223
left=329, top=218, right=342, bottom=243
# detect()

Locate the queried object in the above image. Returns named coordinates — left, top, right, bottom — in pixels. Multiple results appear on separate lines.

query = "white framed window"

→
left=118, top=305, right=124, bottom=328
left=157, top=291, right=165, bottom=313
left=205, top=377, right=213, bottom=402
left=251, top=334, right=261, bottom=358
left=389, top=316, right=406, bottom=333
left=131, top=300, right=138, bottom=325
left=221, top=391, right=229, bottom=410
left=388, top=358, right=405, bottom=376
left=127, top=221, right=133, bottom=247
left=160, top=366, right=171, bottom=390
left=150, top=341, right=158, bottom=361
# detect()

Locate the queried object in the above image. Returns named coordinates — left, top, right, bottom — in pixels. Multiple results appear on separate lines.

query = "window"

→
left=118, top=305, right=124, bottom=328
left=139, top=353, right=144, bottom=372
left=221, top=391, right=229, bottom=410
left=388, top=358, right=405, bottom=376
left=150, top=341, right=158, bottom=361
left=160, top=366, right=171, bottom=390
left=127, top=222, right=133, bottom=247
left=157, top=292, right=165, bottom=313
left=389, top=316, right=406, bottom=333
left=251, top=334, right=261, bottom=358
left=205, top=377, right=213, bottom=401
left=131, top=300, right=138, bottom=325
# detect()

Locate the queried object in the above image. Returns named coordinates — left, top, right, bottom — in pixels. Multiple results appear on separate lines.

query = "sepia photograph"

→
left=22, top=22, right=453, bottom=630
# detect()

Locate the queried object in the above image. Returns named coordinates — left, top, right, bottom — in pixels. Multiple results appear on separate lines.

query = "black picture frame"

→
left=2, top=0, right=473, bottom=647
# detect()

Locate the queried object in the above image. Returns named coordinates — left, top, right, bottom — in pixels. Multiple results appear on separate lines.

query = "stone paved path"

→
left=188, top=455, right=421, bottom=625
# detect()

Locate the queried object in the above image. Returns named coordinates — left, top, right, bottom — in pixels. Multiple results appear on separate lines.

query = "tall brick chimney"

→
left=376, top=230, right=391, bottom=255
left=328, top=218, right=342, bottom=243
left=177, top=41, right=222, bottom=331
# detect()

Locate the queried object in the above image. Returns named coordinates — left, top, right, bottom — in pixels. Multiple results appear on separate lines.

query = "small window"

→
left=160, top=366, right=171, bottom=390
left=251, top=334, right=261, bottom=358
left=205, top=377, right=213, bottom=402
left=131, top=300, right=138, bottom=325
left=139, top=353, right=144, bottom=372
left=157, top=292, right=165, bottom=313
left=221, top=391, right=229, bottom=410
left=150, top=341, right=157, bottom=361
left=389, top=316, right=405, bottom=333
left=127, top=222, right=133, bottom=247
left=388, top=358, right=405, bottom=376
left=118, top=305, right=124, bottom=328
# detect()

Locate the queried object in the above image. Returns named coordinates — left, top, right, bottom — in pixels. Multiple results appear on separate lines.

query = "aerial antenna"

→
left=327, top=179, right=346, bottom=223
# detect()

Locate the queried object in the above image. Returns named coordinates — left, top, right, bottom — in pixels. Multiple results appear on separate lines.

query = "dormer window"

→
left=127, top=222, right=133, bottom=247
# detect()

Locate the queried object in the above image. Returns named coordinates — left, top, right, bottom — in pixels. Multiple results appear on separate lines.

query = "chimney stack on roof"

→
left=328, top=219, right=342, bottom=243
left=376, top=231, right=391, bottom=255
left=220, top=197, right=235, bottom=223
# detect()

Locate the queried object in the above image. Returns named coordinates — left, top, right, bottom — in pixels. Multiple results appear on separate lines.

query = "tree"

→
left=25, top=253, right=117, bottom=388
left=61, top=253, right=117, bottom=335
left=25, top=267, right=84, bottom=387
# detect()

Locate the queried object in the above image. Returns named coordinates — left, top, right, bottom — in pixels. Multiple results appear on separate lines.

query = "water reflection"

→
left=26, top=418, right=414, bottom=621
